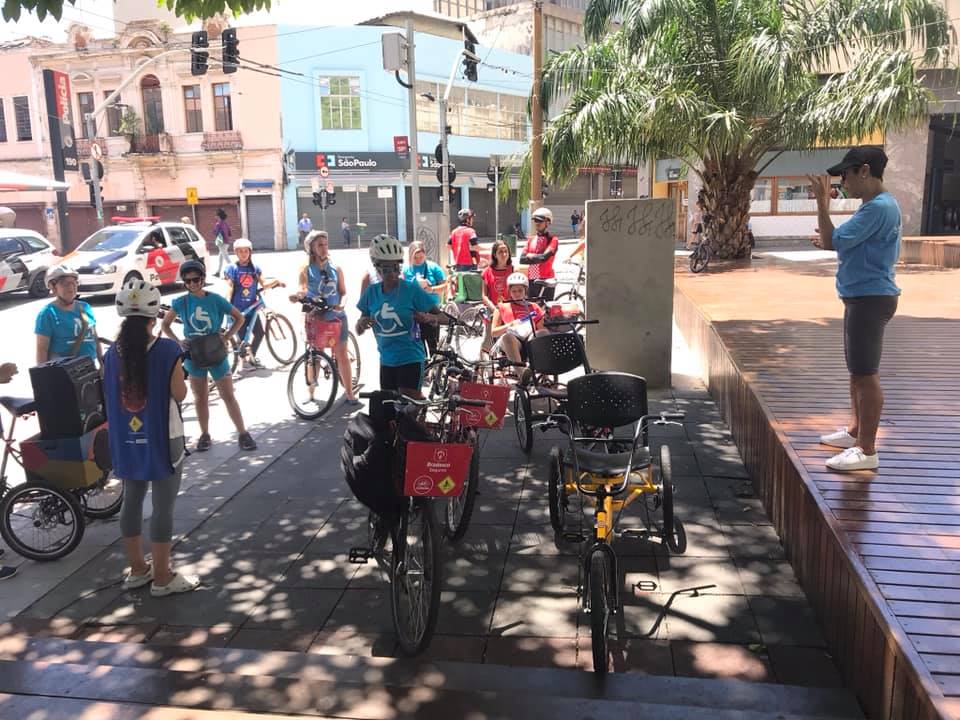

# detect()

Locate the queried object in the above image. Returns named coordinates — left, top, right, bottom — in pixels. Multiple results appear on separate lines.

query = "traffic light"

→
left=312, top=191, right=321, bottom=207
left=221, top=28, right=239, bottom=74
left=191, top=31, right=209, bottom=76
left=463, top=40, right=478, bottom=82
left=88, top=181, right=101, bottom=208
left=436, top=164, right=456, bottom=184
left=325, top=190, right=336, bottom=207
left=81, top=160, right=104, bottom=182
left=311, top=190, right=336, bottom=209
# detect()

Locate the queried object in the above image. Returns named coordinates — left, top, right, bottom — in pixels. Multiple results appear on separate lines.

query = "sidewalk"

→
left=0, top=326, right=843, bottom=687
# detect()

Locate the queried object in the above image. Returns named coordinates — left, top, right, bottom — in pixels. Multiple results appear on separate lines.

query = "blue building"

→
left=277, top=14, right=532, bottom=247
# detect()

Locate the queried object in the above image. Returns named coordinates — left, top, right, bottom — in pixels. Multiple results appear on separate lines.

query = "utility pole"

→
left=406, top=19, right=421, bottom=244
left=529, top=0, right=544, bottom=219
left=85, top=114, right=104, bottom=225
left=440, top=99, right=450, bottom=237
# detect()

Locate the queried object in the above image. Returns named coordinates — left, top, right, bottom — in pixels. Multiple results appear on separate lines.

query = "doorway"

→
left=668, top=181, right=688, bottom=243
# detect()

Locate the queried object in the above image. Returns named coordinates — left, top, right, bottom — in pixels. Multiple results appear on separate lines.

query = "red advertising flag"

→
left=402, top=442, right=473, bottom=497
left=456, top=382, right=509, bottom=429
left=393, top=135, right=409, bottom=154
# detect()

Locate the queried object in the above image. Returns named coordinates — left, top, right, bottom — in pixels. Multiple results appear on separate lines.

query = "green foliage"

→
left=2, top=0, right=273, bottom=22
left=536, top=0, right=954, bottom=254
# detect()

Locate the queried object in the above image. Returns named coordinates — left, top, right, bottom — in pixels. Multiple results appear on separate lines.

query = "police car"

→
left=0, top=228, right=59, bottom=298
left=64, top=218, right=209, bottom=296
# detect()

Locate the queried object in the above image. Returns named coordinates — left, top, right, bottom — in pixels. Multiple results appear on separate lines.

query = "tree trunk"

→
left=700, top=168, right=757, bottom=260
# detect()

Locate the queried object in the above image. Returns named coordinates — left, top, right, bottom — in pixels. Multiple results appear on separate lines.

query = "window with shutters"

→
left=183, top=85, right=203, bottom=133
left=77, top=92, right=94, bottom=138
left=13, top=96, right=31, bottom=141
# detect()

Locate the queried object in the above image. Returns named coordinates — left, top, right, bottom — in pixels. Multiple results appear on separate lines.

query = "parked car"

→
left=63, top=219, right=209, bottom=296
left=0, top=228, right=59, bottom=298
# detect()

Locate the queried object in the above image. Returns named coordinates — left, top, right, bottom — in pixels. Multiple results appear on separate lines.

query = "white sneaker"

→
left=826, top=447, right=879, bottom=471
left=820, top=427, right=857, bottom=449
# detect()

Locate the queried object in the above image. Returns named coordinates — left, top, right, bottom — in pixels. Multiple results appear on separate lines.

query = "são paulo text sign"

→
left=402, top=442, right=472, bottom=497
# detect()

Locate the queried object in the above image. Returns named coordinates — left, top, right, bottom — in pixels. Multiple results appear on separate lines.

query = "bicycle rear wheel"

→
left=78, top=472, right=124, bottom=520
left=444, top=430, right=480, bottom=543
left=347, top=332, right=361, bottom=390
left=0, top=483, right=84, bottom=561
left=266, top=313, right=298, bottom=366
left=453, top=305, right=486, bottom=362
left=689, top=244, right=710, bottom=273
left=589, top=549, right=612, bottom=673
left=391, top=501, right=441, bottom=656
left=287, top=350, right=338, bottom=420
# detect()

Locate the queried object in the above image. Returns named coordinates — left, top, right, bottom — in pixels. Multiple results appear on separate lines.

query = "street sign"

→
left=325, top=181, right=335, bottom=193
left=90, top=142, right=103, bottom=161
left=377, top=187, right=393, bottom=199
left=358, top=184, right=368, bottom=193
left=319, top=166, right=330, bottom=178
left=186, top=187, right=199, bottom=205
left=393, top=135, right=409, bottom=155
left=342, top=184, right=357, bottom=192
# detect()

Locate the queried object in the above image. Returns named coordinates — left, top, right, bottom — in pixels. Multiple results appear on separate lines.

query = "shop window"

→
left=0, top=99, right=6, bottom=143
left=103, top=91, right=122, bottom=136
left=750, top=179, right=772, bottom=214
left=776, top=176, right=858, bottom=214
left=77, top=92, right=94, bottom=138
left=319, top=76, right=361, bottom=130
left=13, top=96, right=31, bottom=141
left=140, top=75, right=165, bottom=135
left=213, top=83, right=233, bottom=131
left=183, top=85, right=203, bottom=133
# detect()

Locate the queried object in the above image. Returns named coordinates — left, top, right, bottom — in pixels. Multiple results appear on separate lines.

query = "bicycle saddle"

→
left=0, top=396, right=37, bottom=416
left=565, top=445, right=651, bottom=477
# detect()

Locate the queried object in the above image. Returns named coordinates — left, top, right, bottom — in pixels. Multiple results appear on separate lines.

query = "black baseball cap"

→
left=826, top=146, right=888, bottom=178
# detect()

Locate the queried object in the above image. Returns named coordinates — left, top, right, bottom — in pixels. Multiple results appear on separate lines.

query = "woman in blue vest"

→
left=103, top=279, right=198, bottom=597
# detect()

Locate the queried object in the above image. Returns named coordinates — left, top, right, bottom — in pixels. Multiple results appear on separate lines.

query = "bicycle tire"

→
left=423, top=359, right=450, bottom=400
left=660, top=445, right=685, bottom=554
left=0, top=483, right=85, bottom=561
left=287, top=350, right=338, bottom=420
left=444, top=430, right=480, bottom=543
left=347, top=332, right=361, bottom=391
left=548, top=447, right=566, bottom=534
left=513, top=388, right=533, bottom=453
left=78, top=472, right=124, bottom=520
left=266, top=313, right=298, bottom=366
left=689, top=245, right=710, bottom=273
left=453, top=305, right=486, bottom=362
left=589, top=549, right=611, bottom=674
left=391, top=501, right=441, bottom=656
left=229, top=339, right=243, bottom=375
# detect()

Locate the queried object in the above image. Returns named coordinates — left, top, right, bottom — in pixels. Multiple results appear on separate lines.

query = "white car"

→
left=0, top=228, right=59, bottom=298
left=64, top=220, right=210, bottom=296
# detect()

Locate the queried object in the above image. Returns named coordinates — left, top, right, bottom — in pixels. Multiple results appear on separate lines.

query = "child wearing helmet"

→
left=520, top=207, right=559, bottom=301
left=490, top=271, right=544, bottom=364
left=449, top=208, right=479, bottom=272
left=35, top=265, right=103, bottom=366
left=292, top=230, right=358, bottom=404
left=357, top=235, right=441, bottom=396
left=223, top=238, right=284, bottom=372
left=103, top=279, right=199, bottom=597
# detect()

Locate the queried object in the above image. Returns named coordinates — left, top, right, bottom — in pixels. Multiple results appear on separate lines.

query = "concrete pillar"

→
left=884, top=124, right=929, bottom=236
left=584, top=198, right=675, bottom=388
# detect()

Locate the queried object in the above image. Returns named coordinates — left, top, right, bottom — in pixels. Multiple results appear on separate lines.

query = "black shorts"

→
left=380, top=362, right=423, bottom=393
left=842, top=295, right=898, bottom=375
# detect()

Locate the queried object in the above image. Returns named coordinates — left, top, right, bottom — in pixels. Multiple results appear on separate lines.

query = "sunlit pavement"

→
left=0, top=245, right=843, bottom=685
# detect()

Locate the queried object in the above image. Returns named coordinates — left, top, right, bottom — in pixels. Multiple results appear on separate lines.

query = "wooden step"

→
left=0, top=636, right=864, bottom=719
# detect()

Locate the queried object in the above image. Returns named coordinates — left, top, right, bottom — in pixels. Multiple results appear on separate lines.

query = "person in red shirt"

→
left=481, top=239, right=514, bottom=311
left=520, top=207, right=559, bottom=300
left=491, top=272, right=544, bottom=364
left=449, top=208, right=479, bottom=271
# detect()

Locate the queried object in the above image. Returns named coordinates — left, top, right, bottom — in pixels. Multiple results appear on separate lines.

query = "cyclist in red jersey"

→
left=520, top=207, right=559, bottom=300
left=449, top=208, right=480, bottom=272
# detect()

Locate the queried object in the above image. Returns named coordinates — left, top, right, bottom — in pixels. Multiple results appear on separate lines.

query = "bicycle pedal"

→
left=633, top=580, right=658, bottom=593
left=348, top=547, right=372, bottom=564
left=562, top=532, right=588, bottom=543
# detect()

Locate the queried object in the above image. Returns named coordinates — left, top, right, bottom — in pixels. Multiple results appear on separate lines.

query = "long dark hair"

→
left=490, top=239, right=512, bottom=270
left=116, top=316, right=152, bottom=411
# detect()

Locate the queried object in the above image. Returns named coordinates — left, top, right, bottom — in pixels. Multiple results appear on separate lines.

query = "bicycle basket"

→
left=454, top=272, right=484, bottom=303
left=401, top=441, right=472, bottom=497
left=306, top=313, right=341, bottom=349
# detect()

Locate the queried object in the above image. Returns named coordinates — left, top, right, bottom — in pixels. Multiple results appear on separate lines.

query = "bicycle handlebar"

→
left=543, top=318, right=599, bottom=328
left=359, top=390, right=488, bottom=409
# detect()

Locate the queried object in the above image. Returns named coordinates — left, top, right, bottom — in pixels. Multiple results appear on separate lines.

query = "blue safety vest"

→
left=104, top=337, right=182, bottom=481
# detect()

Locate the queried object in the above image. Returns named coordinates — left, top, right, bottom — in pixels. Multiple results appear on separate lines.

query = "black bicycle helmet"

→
left=179, top=259, right=206, bottom=280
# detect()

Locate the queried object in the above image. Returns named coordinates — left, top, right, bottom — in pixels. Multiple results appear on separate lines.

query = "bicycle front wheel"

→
left=589, top=549, right=612, bottom=673
left=690, top=245, right=710, bottom=273
left=444, top=430, right=480, bottom=543
left=0, top=483, right=85, bottom=561
left=287, top=350, right=338, bottom=420
left=78, top=472, right=124, bottom=520
left=347, top=332, right=361, bottom=390
left=391, top=501, right=441, bottom=656
left=266, top=313, right=298, bottom=366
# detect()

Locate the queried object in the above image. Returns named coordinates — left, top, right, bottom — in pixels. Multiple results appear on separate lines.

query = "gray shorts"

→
left=842, top=295, right=898, bottom=375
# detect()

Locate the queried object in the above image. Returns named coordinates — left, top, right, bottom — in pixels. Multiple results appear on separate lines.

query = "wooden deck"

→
left=673, top=252, right=960, bottom=720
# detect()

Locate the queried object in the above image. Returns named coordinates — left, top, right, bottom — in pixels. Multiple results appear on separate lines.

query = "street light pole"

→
left=84, top=113, right=104, bottom=226
left=405, top=19, right=421, bottom=244
left=529, top=0, right=544, bottom=220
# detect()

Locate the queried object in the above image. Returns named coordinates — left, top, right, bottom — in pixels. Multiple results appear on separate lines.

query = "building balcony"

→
left=202, top=130, right=243, bottom=152
left=128, top=133, right=176, bottom=155
left=76, top=137, right=108, bottom=158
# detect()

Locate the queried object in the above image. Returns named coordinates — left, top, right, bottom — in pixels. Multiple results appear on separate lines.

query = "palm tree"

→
left=536, top=0, right=953, bottom=258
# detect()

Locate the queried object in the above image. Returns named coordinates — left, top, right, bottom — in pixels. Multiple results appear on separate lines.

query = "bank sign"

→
left=42, top=70, right=79, bottom=173
left=294, top=151, right=488, bottom=174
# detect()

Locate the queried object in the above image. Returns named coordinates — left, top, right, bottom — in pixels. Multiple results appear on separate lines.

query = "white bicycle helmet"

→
left=369, top=234, right=404, bottom=262
left=233, top=238, right=252, bottom=251
left=303, top=229, right=328, bottom=254
left=45, top=265, right=79, bottom=286
left=116, top=278, right=161, bottom=318
left=507, top=272, right=529, bottom=287
left=531, top=207, right=553, bottom=222
left=458, top=208, right=474, bottom=221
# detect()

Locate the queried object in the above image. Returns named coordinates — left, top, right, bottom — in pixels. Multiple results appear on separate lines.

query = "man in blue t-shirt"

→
left=162, top=260, right=256, bottom=452
left=809, top=146, right=901, bottom=472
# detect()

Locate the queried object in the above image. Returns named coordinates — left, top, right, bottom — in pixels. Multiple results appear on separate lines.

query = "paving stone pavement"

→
left=2, top=326, right=844, bottom=687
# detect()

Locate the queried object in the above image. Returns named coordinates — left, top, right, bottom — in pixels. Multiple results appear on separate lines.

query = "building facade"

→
left=278, top=18, right=532, bottom=246
left=0, top=19, right=285, bottom=252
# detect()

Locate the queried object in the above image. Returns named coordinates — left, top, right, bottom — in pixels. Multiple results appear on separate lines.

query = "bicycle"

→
left=539, top=372, right=686, bottom=673
left=228, top=295, right=298, bottom=374
left=0, top=395, right=120, bottom=561
left=287, top=296, right=361, bottom=420
left=344, top=389, right=487, bottom=655
left=689, top=232, right=711, bottom=273
left=554, top=260, right=586, bottom=305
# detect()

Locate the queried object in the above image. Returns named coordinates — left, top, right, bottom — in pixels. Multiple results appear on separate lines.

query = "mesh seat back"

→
left=566, top=372, right=648, bottom=429
left=526, top=332, right=588, bottom=376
